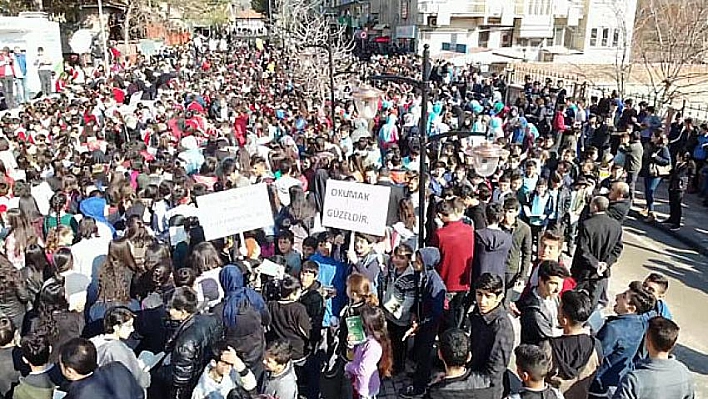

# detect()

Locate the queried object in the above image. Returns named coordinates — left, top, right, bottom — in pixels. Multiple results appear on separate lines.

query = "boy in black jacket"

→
left=297, top=261, right=326, bottom=399
left=424, top=328, right=494, bottom=399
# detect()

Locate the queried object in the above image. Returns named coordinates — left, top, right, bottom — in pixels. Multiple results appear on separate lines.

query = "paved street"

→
left=379, top=215, right=708, bottom=398
left=614, top=217, right=708, bottom=398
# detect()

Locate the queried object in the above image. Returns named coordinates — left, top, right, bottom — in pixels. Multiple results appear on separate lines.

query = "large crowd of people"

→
left=0, top=32, right=700, bottom=399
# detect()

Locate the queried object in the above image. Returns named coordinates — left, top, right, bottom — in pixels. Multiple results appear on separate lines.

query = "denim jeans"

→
left=644, top=176, right=663, bottom=212
left=626, top=171, right=639, bottom=201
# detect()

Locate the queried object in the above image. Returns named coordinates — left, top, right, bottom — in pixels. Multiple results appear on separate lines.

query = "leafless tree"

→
left=610, top=0, right=634, bottom=99
left=276, top=0, right=356, bottom=103
left=633, top=0, right=708, bottom=108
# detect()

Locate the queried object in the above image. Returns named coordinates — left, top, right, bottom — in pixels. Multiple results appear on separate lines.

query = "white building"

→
left=344, top=0, right=637, bottom=64
left=0, top=12, right=62, bottom=94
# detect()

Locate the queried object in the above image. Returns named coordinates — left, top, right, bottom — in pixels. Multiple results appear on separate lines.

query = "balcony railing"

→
left=418, top=0, right=524, bottom=18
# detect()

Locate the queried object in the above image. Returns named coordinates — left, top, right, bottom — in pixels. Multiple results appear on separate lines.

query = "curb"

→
left=628, top=208, right=708, bottom=258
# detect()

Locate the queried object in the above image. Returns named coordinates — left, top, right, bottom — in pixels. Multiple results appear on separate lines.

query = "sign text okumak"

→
left=321, top=180, right=391, bottom=236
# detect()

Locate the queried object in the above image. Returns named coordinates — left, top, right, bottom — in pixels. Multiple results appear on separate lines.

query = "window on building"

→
left=528, top=0, right=546, bottom=15
left=554, top=27, right=565, bottom=46
left=479, top=31, right=490, bottom=48
left=602, top=28, right=610, bottom=46
left=501, top=30, right=513, bottom=47
left=590, top=28, right=598, bottom=46
left=613, top=29, right=620, bottom=47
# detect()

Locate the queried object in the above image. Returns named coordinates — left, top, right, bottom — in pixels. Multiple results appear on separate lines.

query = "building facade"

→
left=332, top=0, right=637, bottom=64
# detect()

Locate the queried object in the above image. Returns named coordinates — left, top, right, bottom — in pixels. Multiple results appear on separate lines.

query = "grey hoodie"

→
left=262, top=361, right=298, bottom=399
left=612, top=356, right=694, bottom=399
left=90, top=335, right=151, bottom=388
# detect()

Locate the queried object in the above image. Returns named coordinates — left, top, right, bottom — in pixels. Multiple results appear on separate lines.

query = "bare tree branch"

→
left=633, top=0, right=708, bottom=108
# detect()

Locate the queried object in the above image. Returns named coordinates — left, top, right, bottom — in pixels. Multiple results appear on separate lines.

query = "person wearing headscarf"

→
left=79, top=197, right=116, bottom=238
left=213, top=264, right=271, bottom=382
left=378, top=113, right=399, bottom=153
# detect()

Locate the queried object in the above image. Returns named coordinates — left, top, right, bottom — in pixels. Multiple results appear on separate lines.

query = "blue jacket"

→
left=643, top=299, right=672, bottom=322
left=14, top=53, right=27, bottom=76
left=693, top=134, right=708, bottom=161
left=592, top=313, right=647, bottom=393
left=310, top=253, right=347, bottom=327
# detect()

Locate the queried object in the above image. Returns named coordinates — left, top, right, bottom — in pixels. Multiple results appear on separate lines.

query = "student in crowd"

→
left=0, top=317, right=21, bottom=398
left=516, top=260, right=569, bottom=345
left=90, top=306, right=151, bottom=389
left=399, top=247, right=447, bottom=398
left=547, top=290, right=602, bottom=399
left=152, top=287, right=223, bottom=399
left=59, top=338, right=145, bottom=399
left=613, top=317, right=694, bottom=399
left=381, top=243, right=417, bottom=374
left=215, top=263, right=271, bottom=381
left=501, top=197, right=533, bottom=305
left=14, top=332, right=55, bottom=399
left=344, top=306, right=393, bottom=399
left=277, top=230, right=302, bottom=277
left=473, top=203, right=513, bottom=284
left=191, top=341, right=257, bottom=399
left=510, top=344, right=564, bottom=399
left=468, top=273, right=515, bottom=399
left=266, top=275, right=311, bottom=364
left=430, top=197, right=474, bottom=331
left=590, top=281, right=656, bottom=398
left=642, top=273, right=672, bottom=320
left=424, top=328, right=494, bottom=399
left=347, top=233, right=383, bottom=292
left=261, top=339, right=299, bottom=399
left=298, top=260, right=325, bottom=354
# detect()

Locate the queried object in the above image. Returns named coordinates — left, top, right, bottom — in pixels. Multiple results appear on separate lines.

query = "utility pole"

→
left=417, top=44, right=430, bottom=248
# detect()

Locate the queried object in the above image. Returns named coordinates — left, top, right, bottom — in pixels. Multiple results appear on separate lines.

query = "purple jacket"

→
left=345, top=336, right=382, bottom=397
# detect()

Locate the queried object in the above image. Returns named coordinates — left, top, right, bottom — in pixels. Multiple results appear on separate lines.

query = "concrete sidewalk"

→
left=631, top=180, right=708, bottom=257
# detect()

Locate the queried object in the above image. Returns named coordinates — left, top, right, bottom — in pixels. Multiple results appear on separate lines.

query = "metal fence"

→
left=505, top=64, right=708, bottom=123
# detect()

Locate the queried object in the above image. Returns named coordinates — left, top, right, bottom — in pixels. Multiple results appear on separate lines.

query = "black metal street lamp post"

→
left=366, top=44, right=430, bottom=249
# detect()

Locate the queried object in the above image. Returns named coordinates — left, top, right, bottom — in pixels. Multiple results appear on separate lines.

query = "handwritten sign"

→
left=321, top=180, right=391, bottom=236
left=196, top=184, right=274, bottom=241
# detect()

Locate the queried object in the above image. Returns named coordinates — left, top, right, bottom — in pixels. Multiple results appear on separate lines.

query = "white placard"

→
left=196, top=184, right=274, bottom=241
left=321, top=180, right=391, bottom=236
left=259, top=258, right=285, bottom=278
